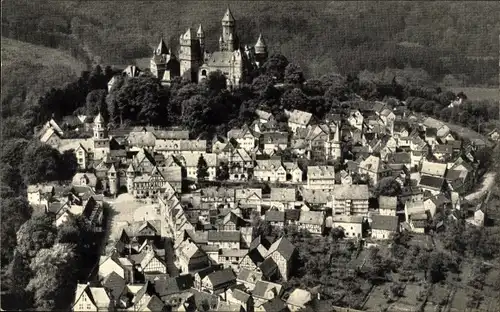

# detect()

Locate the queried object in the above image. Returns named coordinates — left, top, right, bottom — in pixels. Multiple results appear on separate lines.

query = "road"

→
left=465, top=172, right=496, bottom=202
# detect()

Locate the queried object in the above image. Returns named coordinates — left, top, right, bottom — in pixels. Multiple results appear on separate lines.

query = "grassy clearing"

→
left=447, top=87, right=499, bottom=102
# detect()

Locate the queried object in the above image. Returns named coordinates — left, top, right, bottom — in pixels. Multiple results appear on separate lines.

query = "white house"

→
left=371, top=215, right=398, bottom=240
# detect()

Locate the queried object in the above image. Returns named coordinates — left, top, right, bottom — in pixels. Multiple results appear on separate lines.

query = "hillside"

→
left=2, top=1, right=498, bottom=87
left=1, top=37, right=89, bottom=116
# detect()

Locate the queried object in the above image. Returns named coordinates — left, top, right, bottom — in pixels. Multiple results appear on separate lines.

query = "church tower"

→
left=93, top=112, right=109, bottom=159
left=126, top=164, right=135, bottom=195
left=254, top=33, right=268, bottom=67
left=179, top=28, right=202, bottom=82
left=150, top=38, right=170, bottom=79
left=107, top=163, right=118, bottom=196
left=221, top=7, right=237, bottom=51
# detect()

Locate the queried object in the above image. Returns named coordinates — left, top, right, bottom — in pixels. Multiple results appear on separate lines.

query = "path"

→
left=465, top=172, right=496, bottom=202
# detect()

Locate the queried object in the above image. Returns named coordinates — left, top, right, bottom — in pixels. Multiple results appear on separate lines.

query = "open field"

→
left=447, top=87, right=499, bottom=102
left=1, top=37, right=88, bottom=73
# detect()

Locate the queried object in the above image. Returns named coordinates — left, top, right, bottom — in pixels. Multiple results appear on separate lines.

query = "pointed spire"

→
left=94, top=112, right=103, bottom=124
left=222, top=6, right=235, bottom=22
left=156, top=38, right=169, bottom=55
left=255, top=33, right=266, bottom=48
left=108, top=163, right=117, bottom=173
left=183, top=28, right=193, bottom=40
left=197, top=24, right=205, bottom=37
left=127, top=163, right=135, bottom=173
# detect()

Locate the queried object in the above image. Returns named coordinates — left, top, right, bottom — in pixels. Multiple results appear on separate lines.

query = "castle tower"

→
left=227, top=32, right=235, bottom=52
left=126, top=164, right=135, bottom=195
left=221, top=7, right=236, bottom=51
left=219, top=36, right=224, bottom=51
left=108, top=163, right=118, bottom=196
left=179, top=28, right=201, bottom=82
left=93, top=112, right=110, bottom=159
left=150, top=38, right=170, bottom=79
left=197, top=24, right=205, bottom=53
left=254, top=33, right=268, bottom=66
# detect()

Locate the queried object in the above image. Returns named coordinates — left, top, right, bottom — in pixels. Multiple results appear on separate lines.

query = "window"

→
left=201, top=70, right=207, bottom=76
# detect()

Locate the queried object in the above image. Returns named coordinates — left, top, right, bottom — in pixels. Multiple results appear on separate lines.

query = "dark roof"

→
left=425, top=128, right=437, bottom=137
left=207, top=231, right=240, bottom=242
left=419, top=175, right=444, bottom=190
left=387, top=152, right=411, bottom=164
left=262, top=298, right=288, bottom=312
left=434, top=144, right=453, bottom=154
left=285, top=209, right=301, bottom=221
left=259, top=257, right=278, bottom=279
left=102, top=271, right=126, bottom=300
left=265, top=210, right=285, bottom=223
left=371, top=215, right=399, bottom=231
left=154, top=275, right=193, bottom=297
left=145, top=295, right=166, bottom=312
left=206, top=268, right=236, bottom=288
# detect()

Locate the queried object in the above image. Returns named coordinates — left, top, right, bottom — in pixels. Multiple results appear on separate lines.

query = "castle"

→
left=150, top=7, right=268, bottom=88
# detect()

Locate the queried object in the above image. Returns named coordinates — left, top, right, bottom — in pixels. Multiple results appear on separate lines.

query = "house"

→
left=306, top=166, right=336, bottom=189
left=181, top=153, right=217, bottom=181
left=265, top=237, right=296, bottom=281
left=347, top=109, right=364, bottom=130
left=331, top=215, right=363, bottom=238
left=255, top=109, right=275, bottom=124
left=286, top=288, right=312, bottom=312
left=260, top=298, right=289, bottom=312
left=236, top=268, right=263, bottom=291
left=219, top=249, right=248, bottom=271
left=254, top=159, right=287, bottom=182
left=265, top=210, right=286, bottom=228
left=418, top=175, right=445, bottom=195
left=207, top=231, right=240, bottom=249
left=358, top=155, right=391, bottom=185
left=379, top=108, right=396, bottom=127
left=420, top=161, right=447, bottom=178
left=133, top=247, right=168, bottom=275
left=260, top=132, right=288, bottom=155
left=371, top=215, right=399, bottom=240
left=226, top=288, right=253, bottom=312
left=176, top=240, right=210, bottom=274
left=138, top=295, right=167, bottom=312
left=259, top=257, right=280, bottom=282
left=392, top=120, right=410, bottom=138
left=73, top=283, right=112, bottom=312
left=410, top=137, right=428, bottom=169
left=239, top=236, right=270, bottom=272
left=252, top=280, right=284, bottom=302
left=387, top=152, right=411, bottom=172
left=283, top=162, right=303, bottom=182
left=407, top=212, right=429, bottom=233
left=228, top=125, right=258, bottom=151
left=297, top=211, right=324, bottom=235
left=72, top=173, right=99, bottom=189
left=423, top=194, right=450, bottom=218
left=235, top=188, right=263, bottom=213
left=269, top=188, right=296, bottom=210
left=378, top=196, right=398, bottom=216
left=467, top=209, right=485, bottom=227
left=445, top=169, right=472, bottom=194
left=432, top=144, right=453, bottom=161
left=228, top=149, right=253, bottom=181
left=286, top=109, right=313, bottom=133
left=201, top=268, right=236, bottom=294
left=98, top=253, right=134, bottom=283
left=332, top=185, right=369, bottom=216
left=285, top=209, right=301, bottom=226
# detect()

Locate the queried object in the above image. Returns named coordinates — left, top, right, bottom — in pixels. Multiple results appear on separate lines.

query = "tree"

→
left=0, top=164, right=24, bottom=197
left=58, top=149, right=78, bottom=181
left=216, top=162, right=230, bottom=181
left=4, top=251, right=32, bottom=310
left=27, top=243, right=77, bottom=310
left=16, top=213, right=57, bottom=259
left=284, top=63, right=305, bottom=85
left=206, top=70, right=227, bottom=94
left=1, top=138, right=29, bottom=168
left=196, top=155, right=209, bottom=181
left=1, top=197, right=33, bottom=266
left=21, top=142, right=62, bottom=184
left=280, top=88, right=309, bottom=111
left=373, top=177, right=402, bottom=197
left=85, top=89, right=107, bottom=118
left=263, top=54, right=289, bottom=81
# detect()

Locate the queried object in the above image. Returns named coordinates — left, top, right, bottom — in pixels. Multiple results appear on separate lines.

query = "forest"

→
left=1, top=1, right=499, bottom=119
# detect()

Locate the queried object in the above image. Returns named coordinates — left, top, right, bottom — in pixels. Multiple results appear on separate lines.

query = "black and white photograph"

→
left=1, top=1, right=500, bottom=311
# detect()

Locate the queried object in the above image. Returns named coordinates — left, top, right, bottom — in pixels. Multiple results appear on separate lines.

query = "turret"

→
left=219, top=36, right=224, bottom=51
left=155, top=38, right=169, bottom=56
left=221, top=7, right=236, bottom=51
left=197, top=24, right=205, bottom=52
left=151, top=38, right=170, bottom=79
left=254, top=33, right=268, bottom=66
left=179, top=28, right=201, bottom=82
left=107, top=164, right=118, bottom=196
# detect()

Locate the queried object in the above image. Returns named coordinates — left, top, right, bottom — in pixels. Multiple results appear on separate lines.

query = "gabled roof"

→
left=222, top=7, right=235, bottom=22
left=259, top=257, right=278, bottom=279
left=207, top=231, right=240, bottom=242
left=154, top=275, right=193, bottom=297
left=265, top=210, right=285, bottom=223
left=287, top=109, right=313, bottom=126
left=379, top=196, right=397, bottom=209
left=266, top=237, right=295, bottom=261
left=270, top=188, right=296, bottom=202
left=308, top=166, right=336, bottom=180
left=418, top=175, right=444, bottom=190
left=237, top=268, right=263, bottom=284
left=206, top=268, right=236, bottom=288
left=287, top=288, right=312, bottom=308
left=102, top=271, right=126, bottom=301
left=298, top=210, right=325, bottom=226
left=371, top=215, right=398, bottom=231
